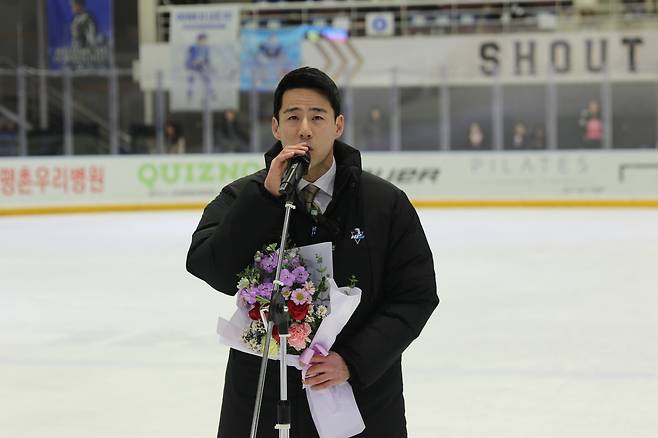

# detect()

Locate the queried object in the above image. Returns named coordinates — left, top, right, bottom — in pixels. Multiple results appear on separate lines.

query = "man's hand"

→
left=264, top=142, right=309, bottom=197
left=303, top=351, right=350, bottom=391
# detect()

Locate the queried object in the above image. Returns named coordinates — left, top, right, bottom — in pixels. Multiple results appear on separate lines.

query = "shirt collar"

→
left=297, top=156, right=336, bottom=197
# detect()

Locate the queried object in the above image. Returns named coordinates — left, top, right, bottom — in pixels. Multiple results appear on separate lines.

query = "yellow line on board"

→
left=2, top=199, right=658, bottom=216
left=411, top=200, right=658, bottom=208
left=0, top=203, right=208, bottom=216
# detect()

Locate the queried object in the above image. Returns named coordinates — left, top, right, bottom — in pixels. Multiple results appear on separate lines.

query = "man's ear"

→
left=335, top=114, right=345, bottom=138
left=271, top=117, right=281, bottom=140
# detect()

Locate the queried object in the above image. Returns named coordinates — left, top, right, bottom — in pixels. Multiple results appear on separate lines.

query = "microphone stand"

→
left=250, top=189, right=296, bottom=438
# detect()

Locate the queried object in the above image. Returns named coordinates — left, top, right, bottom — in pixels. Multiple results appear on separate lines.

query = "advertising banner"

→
left=1, top=151, right=658, bottom=214
left=0, top=155, right=262, bottom=211
left=169, top=5, right=240, bottom=111
left=363, top=151, right=658, bottom=201
left=47, top=0, right=113, bottom=70
left=240, top=27, right=307, bottom=91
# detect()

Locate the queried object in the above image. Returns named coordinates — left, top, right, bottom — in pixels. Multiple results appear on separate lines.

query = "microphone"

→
left=279, top=151, right=311, bottom=196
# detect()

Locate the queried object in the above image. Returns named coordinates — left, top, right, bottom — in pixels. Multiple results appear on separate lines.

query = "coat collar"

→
left=264, top=140, right=362, bottom=222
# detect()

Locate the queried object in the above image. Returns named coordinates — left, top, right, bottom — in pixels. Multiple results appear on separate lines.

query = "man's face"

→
left=272, top=88, right=344, bottom=177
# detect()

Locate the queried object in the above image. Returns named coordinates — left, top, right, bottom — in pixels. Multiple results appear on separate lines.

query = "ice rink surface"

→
left=2, top=208, right=657, bottom=437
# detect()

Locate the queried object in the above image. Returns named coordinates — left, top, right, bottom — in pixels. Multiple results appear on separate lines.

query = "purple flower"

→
left=239, top=287, right=257, bottom=306
left=290, top=256, right=301, bottom=268
left=259, top=253, right=278, bottom=273
left=292, top=266, right=309, bottom=284
left=280, top=269, right=296, bottom=287
left=257, top=282, right=273, bottom=300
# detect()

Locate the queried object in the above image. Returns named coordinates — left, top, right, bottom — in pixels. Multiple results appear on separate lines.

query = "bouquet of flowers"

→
left=216, top=242, right=366, bottom=438
left=236, top=242, right=330, bottom=356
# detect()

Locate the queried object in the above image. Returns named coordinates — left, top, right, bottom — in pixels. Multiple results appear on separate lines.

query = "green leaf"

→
left=256, top=295, right=271, bottom=306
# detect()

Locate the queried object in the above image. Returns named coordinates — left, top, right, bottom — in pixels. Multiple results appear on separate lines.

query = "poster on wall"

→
left=47, top=0, right=113, bottom=70
left=169, top=5, right=240, bottom=111
left=240, top=27, right=307, bottom=91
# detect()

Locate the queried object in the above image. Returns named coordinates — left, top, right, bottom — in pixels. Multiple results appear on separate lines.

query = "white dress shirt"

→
left=297, top=157, right=336, bottom=214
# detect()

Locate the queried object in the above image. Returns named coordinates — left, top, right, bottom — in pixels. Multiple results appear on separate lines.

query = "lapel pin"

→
left=350, top=228, right=365, bottom=245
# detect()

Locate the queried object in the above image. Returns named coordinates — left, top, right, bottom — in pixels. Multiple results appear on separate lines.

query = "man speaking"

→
left=186, top=67, right=439, bottom=437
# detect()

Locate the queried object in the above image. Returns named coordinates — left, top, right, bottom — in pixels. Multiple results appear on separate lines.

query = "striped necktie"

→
left=301, top=184, right=321, bottom=219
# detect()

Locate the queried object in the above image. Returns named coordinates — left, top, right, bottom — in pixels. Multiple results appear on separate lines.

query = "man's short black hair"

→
left=273, top=67, right=341, bottom=122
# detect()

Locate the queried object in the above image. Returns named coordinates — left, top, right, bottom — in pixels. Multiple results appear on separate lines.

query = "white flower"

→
left=317, top=305, right=328, bottom=318
left=249, top=339, right=259, bottom=352
left=238, top=277, right=250, bottom=289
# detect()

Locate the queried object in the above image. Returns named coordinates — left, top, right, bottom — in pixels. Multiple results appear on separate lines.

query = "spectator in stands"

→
left=468, top=122, right=486, bottom=149
left=511, top=121, right=528, bottom=149
left=215, top=110, right=249, bottom=153
left=531, top=126, right=546, bottom=149
left=165, top=121, right=186, bottom=154
left=579, top=99, right=603, bottom=148
left=361, top=106, right=389, bottom=150
left=0, top=119, right=18, bottom=156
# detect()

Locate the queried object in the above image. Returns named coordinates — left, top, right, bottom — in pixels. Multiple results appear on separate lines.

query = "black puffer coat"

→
left=187, top=140, right=439, bottom=438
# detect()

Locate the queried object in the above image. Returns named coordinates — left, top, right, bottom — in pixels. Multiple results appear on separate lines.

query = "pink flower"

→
left=303, top=281, right=316, bottom=295
left=288, top=322, right=312, bottom=351
left=291, top=288, right=310, bottom=305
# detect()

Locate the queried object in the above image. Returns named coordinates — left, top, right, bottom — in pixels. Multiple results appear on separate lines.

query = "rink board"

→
left=1, top=151, right=658, bottom=215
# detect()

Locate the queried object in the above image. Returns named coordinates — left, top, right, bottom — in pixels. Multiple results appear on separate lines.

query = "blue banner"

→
left=240, top=27, right=308, bottom=91
left=47, top=0, right=113, bottom=69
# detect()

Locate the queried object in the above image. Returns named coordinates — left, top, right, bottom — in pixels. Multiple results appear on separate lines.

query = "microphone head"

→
left=278, top=151, right=312, bottom=196
left=298, top=150, right=311, bottom=172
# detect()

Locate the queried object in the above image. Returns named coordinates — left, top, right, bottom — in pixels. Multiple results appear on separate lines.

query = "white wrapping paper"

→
left=216, top=242, right=365, bottom=438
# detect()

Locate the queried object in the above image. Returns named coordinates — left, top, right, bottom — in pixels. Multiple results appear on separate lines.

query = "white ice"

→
left=1, top=209, right=657, bottom=437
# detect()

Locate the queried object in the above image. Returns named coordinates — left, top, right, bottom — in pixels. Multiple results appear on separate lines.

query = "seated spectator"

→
left=511, top=121, right=528, bottom=149
left=165, top=120, right=186, bottom=154
left=361, top=106, right=389, bottom=150
left=0, top=119, right=18, bottom=156
left=215, top=110, right=249, bottom=153
left=531, top=126, right=546, bottom=149
left=468, top=122, right=487, bottom=149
